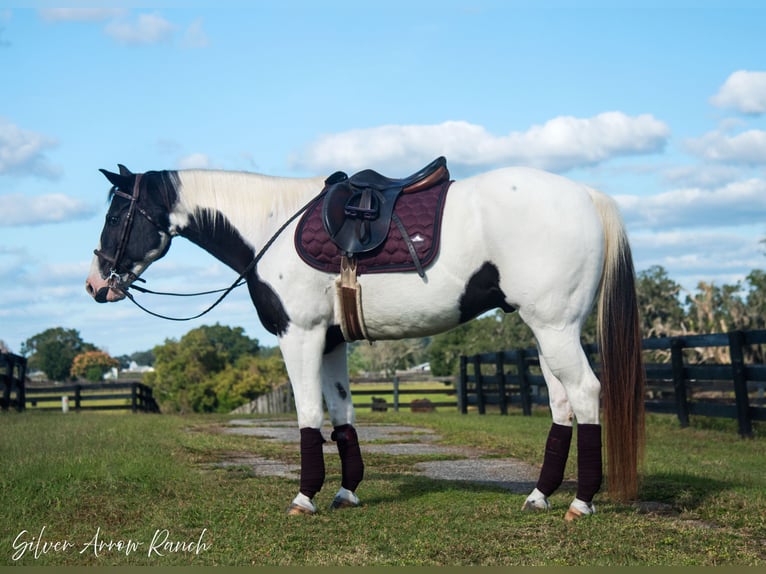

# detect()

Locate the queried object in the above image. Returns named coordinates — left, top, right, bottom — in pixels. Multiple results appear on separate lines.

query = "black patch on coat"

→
left=335, top=381, right=348, bottom=400
left=458, top=261, right=515, bottom=323
left=178, top=207, right=290, bottom=336
left=323, top=325, right=345, bottom=354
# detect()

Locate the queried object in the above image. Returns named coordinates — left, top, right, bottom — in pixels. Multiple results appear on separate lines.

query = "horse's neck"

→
left=170, top=170, right=324, bottom=272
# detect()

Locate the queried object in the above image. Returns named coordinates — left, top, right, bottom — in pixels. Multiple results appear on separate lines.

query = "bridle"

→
left=94, top=171, right=329, bottom=322
left=94, top=173, right=168, bottom=288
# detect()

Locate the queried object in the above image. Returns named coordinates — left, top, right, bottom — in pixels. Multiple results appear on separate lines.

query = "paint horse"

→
left=85, top=158, right=644, bottom=520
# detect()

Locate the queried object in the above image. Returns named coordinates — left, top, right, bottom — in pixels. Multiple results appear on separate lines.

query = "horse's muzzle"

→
left=85, top=276, right=126, bottom=303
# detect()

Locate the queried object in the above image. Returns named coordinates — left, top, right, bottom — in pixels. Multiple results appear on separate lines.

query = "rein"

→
left=109, top=178, right=327, bottom=322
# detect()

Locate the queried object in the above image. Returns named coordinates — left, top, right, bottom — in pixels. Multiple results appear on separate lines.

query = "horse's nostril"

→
left=94, top=287, right=110, bottom=303
left=85, top=280, right=95, bottom=296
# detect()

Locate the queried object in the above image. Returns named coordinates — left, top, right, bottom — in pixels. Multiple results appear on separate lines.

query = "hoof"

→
left=521, top=488, right=550, bottom=511
left=521, top=498, right=549, bottom=512
left=329, top=487, right=360, bottom=510
left=564, top=499, right=595, bottom=521
left=329, top=496, right=359, bottom=510
left=287, top=503, right=315, bottom=516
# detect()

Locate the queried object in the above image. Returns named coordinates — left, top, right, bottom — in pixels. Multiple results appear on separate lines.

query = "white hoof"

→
left=329, top=486, right=360, bottom=510
left=287, top=492, right=316, bottom=515
left=564, top=498, right=595, bottom=521
left=521, top=488, right=550, bottom=511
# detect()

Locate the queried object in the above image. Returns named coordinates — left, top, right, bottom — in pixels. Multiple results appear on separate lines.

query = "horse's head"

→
left=85, top=165, right=175, bottom=303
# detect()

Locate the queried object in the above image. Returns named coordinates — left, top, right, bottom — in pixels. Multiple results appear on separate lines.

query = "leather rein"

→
left=96, top=172, right=326, bottom=322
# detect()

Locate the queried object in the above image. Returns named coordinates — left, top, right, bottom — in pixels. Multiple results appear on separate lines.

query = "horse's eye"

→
left=107, top=215, right=120, bottom=226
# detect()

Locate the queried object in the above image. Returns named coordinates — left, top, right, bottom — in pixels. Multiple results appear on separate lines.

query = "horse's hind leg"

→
left=320, top=342, right=364, bottom=510
left=527, top=325, right=602, bottom=520
left=522, top=354, right=573, bottom=511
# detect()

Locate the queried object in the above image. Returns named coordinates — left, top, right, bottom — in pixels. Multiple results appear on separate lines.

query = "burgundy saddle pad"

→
left=295, top=178, right=452, bottom=275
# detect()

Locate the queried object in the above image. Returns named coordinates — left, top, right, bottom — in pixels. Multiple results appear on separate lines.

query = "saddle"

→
left=296, top=157, right=452, bottom=342
left=322, top=156, right=449, bottom=257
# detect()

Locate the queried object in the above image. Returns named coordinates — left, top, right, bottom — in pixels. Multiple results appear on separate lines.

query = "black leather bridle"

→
left=93, top=173, right=168, bottom=289
left=93, top=171, right=328, bottom=321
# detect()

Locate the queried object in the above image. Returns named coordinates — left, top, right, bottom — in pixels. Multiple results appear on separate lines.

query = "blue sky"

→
left=2, top=1, right=766, bottom=357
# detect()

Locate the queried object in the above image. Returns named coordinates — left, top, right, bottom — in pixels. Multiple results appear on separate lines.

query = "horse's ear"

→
left=100, top=168, right=131, bottom=189
left=118, top=164, right=133, bottom=176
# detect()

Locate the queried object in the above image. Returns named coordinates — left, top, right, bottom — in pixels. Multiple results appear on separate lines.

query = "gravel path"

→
left=220, top=419, right=541, bottom=493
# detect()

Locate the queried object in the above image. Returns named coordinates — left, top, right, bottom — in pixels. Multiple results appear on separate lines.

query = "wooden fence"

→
left=229, top=373, right=458, bottom=415
left=459, top=329, right=766, bottom=437
left=24, top=381, right=160, bottom=413
left=1, top=352, right=27, bottom=412
left=350, top=373, right=457, bottom=411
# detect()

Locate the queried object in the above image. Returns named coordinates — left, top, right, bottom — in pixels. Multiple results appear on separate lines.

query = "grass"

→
left=1, top=409, right=764, bottom=566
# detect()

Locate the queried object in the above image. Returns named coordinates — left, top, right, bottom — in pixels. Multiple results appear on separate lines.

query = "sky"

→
left=2, top=1, right=766, bottom=358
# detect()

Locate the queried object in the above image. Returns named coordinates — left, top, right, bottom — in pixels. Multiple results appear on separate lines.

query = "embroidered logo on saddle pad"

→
left=295, top=176, right=452, bottom=275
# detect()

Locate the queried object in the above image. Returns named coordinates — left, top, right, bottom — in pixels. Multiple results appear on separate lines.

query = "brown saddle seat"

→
left=321, top=156, right=449, bottom=256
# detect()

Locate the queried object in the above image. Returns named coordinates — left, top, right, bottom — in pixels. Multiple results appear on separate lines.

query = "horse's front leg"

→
left=321, top=341, right=364, bottom=510
left=279, top=325, right=328, bottom=515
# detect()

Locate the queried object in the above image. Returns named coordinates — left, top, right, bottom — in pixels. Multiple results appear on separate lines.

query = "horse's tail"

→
left=589, top=189, right=645, bottom=502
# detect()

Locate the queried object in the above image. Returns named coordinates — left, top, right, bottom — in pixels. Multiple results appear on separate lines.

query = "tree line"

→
left=8, top=264, right=765, bottom=413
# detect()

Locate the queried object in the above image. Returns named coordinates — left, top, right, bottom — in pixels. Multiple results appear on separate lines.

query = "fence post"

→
left=671, top=339, right=690, bottom=428
left=458, top=356, right=468, bottom=414
left=74, top=384, right=82, bottom=412
left=728, top=330, right=753, bottom=438
left=473, top=355, right=486, bottom=415
left=516, top=349, right=532, bottom=416
left=393, top=376, right=400, bottom=412
left=131, top=383, right=138, bottom=413
left=495, top=352, right=507, bottom=415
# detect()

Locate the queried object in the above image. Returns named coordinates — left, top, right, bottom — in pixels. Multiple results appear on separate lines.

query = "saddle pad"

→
left=295, top=179, right=452, bottom=275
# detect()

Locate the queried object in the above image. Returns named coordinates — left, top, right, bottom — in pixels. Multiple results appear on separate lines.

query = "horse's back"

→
left=450, top=167, right=607, bottom=324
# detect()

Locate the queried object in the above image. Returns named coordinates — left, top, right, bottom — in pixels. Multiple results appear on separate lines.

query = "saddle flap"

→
left=322, top=184, right=395, bottom=254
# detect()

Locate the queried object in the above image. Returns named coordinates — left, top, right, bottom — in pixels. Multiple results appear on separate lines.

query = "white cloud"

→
left=0, top=117, right=60, bottom=178
left=615, top=178, right=766, bottom=229
left=104, top=12, right=175, bottom=45
left=38, top=8, right=126, bottom=22
left=292, top=112, right=670, bottom=174
left=181, top=18, right=209, bottom=48
left=710, top=70, right=766, bottom=115
left=0, top=193, right=95, bottom=226
left=686, top=129, right=766, bottom=165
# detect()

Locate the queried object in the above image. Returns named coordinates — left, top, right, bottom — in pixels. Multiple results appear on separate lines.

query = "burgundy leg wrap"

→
left=332, top=424, right=365, bottom=492
left=299, top=427, right=326, bottom=498
left=536, top=423, right=573, bottom=496
left=576, top=423, right=603, bottom=503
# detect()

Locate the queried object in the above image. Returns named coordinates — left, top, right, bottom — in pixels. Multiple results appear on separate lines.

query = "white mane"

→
left=172, top=170, right=325, bottom=243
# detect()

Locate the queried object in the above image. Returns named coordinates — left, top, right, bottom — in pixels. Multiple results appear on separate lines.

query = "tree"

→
left=143, top=323, right=271, bottom=413
left=71, top=351, right=119, bottom=382
left=636, top=265, right=687, bottom=338
left=21, top=328, right=97, bottom=382
left=351, top=338, right=427, bottom=377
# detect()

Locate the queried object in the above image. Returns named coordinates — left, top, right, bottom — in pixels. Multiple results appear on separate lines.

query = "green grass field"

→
left=1, top=409, right=764, bottom=566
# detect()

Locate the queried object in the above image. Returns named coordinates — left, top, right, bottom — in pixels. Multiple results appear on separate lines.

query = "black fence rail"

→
left=25, top=381, right=160, bottom=413
left=459, top=330, right=766, bottom=437
left=1, top=352, right=27, bottom=412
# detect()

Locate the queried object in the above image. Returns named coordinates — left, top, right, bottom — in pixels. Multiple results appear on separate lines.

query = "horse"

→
left=85, top=160, right=645, bottom=520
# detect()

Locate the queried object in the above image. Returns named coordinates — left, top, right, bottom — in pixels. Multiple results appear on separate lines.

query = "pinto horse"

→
left=85, top=161, right=644, bottom=520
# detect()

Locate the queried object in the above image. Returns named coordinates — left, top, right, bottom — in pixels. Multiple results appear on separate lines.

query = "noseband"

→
left=94, top=173, right=167, bottom=287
